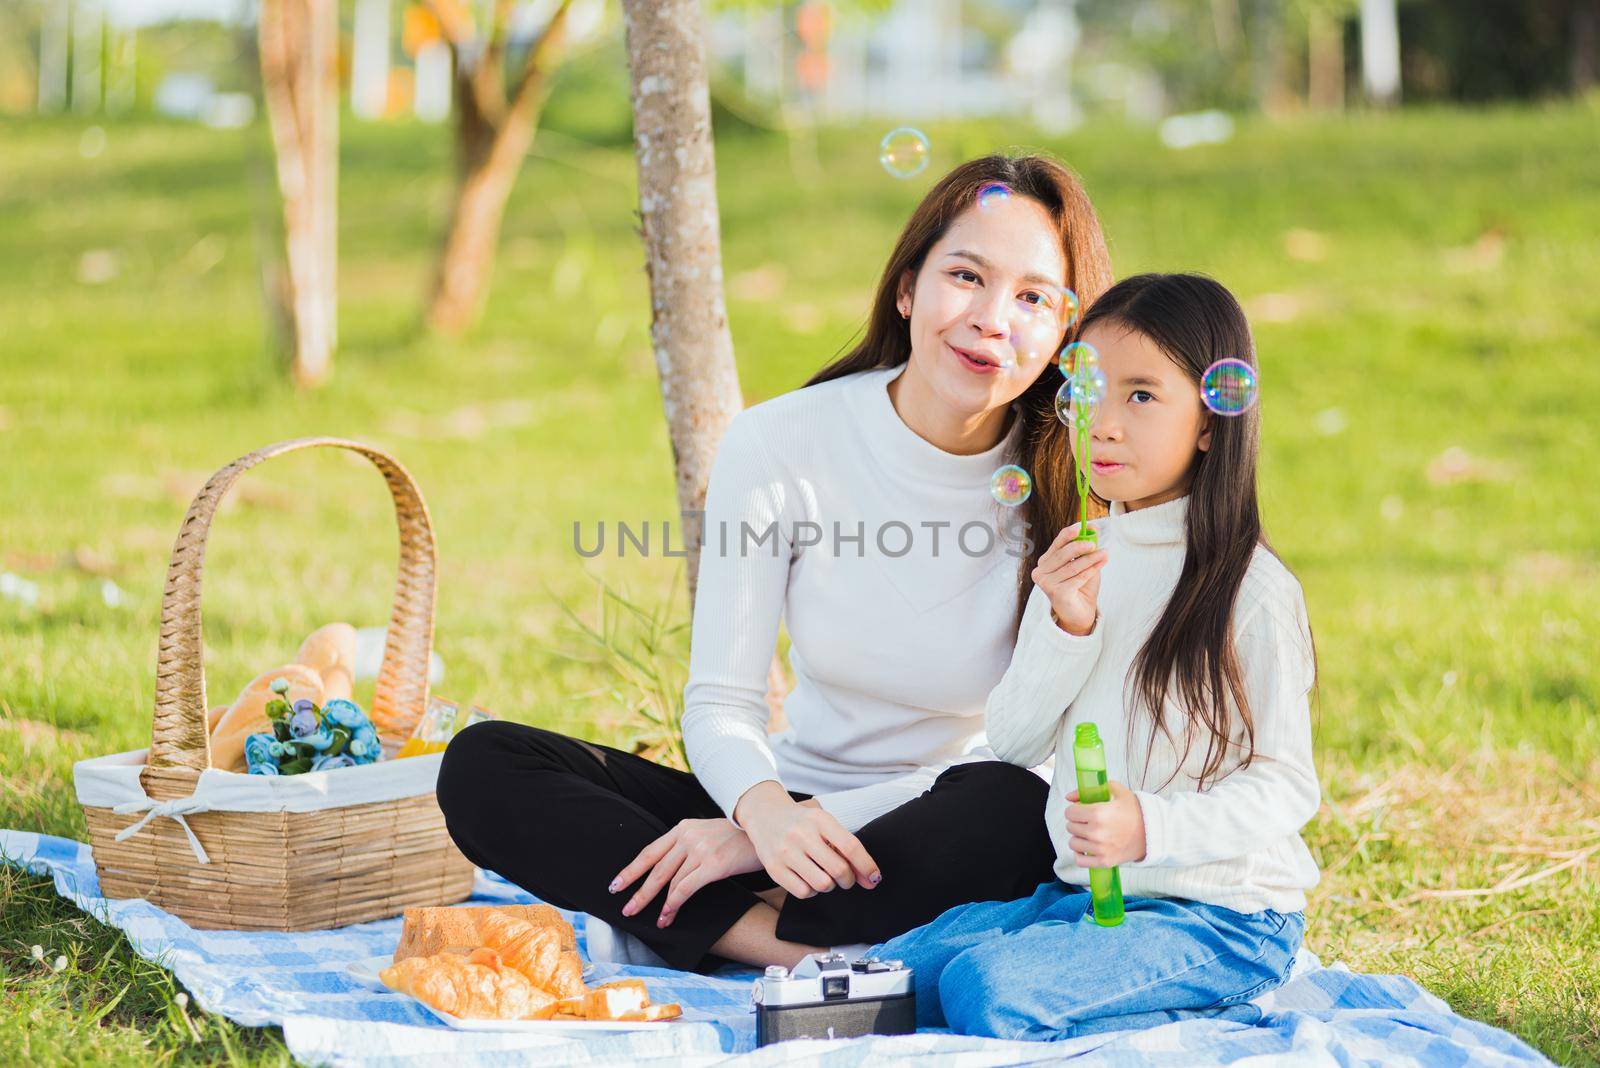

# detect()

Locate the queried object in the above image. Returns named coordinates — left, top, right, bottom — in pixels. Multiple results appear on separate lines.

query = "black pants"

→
left=436, top=721, right=1056, bottom=972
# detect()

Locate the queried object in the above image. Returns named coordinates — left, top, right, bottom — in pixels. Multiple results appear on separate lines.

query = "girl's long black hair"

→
left=1080, top=273, right=1315, bottom=787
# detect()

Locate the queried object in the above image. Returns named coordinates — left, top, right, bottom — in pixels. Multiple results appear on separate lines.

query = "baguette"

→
left=295, top=622, right=358, bottom=701
left=394, top=904, right=575, bottom=962
left=582, top=981, right=649, bottom=1021
left=210, top=665, right=323, bottom=772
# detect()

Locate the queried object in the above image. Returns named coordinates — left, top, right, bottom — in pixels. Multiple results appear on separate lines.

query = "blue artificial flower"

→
left=243, top=733, right=277, bottom=774
left=348, top=725, right=381, bottom=762
left=298, top=728, right=337, bottom=752
left=268, top=739, right=295, bottom=759
left=289, top=707, right=320, bottom=738
left=249, top=761, right=281, bottom=776
left=321, top=698, right=368, bottom=731
left=312, top=753, right=356, bottom=772
left=269, top=677, right=290, bottom=695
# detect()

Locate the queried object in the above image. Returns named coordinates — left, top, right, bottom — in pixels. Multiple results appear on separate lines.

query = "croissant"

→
left=476, top=911, right=564, bottom=990
left=380, top=953, right=557, bottom=1021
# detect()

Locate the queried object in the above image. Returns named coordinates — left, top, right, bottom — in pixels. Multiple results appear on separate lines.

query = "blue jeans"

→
left=868, top=880, right=1305, bottom=1041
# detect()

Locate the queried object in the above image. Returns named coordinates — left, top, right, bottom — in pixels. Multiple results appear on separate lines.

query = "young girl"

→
left=866, top=273, right=1322, bottom=1040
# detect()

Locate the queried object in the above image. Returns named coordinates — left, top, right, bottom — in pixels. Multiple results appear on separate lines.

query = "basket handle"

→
left=146, top=437, right=437, bottom=790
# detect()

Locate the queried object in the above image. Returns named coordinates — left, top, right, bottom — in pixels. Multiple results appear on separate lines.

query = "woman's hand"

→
left=609, top=818, right=762, bottom=928
left=734, top=781, right=882, bottom=901
left=1064, top=782, right=1147, bottom=867
left=1033, top=522, right=1107, bottom=636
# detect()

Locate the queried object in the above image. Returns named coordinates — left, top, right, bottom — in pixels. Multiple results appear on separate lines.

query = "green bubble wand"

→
left=1072, top=722, right=1125, bottom=926
left=1060, top=342, right=1106, bottom=546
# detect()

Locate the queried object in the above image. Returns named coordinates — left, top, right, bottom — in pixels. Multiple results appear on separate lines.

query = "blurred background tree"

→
left=418, top=0, right=591, bottom=334
left=6, top=0, right=1597, bottom=376
left=258, top=0, right=339, bottom=387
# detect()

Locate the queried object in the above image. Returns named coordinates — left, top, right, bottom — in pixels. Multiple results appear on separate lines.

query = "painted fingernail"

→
left=869, top=871, right=881, bottom=885
left=608, top=879, right=621, bottom=893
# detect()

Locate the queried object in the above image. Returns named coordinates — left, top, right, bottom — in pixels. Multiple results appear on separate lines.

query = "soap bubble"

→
left=1059, top=340, right=1098, bottom=380
left=880, top=127, right=930, bottom=178
left=1055, top=380, right=1076, bottom=425
left=976, top=182, right=1012, bottom=209
left=1056, top=379, right=1098, bottom=428
left=1057, top=341, right=1107, bottom=427
left=1058, top=287, right=1081, bottom=330
left=990, top=464, right=1033, bottom=507
left=1012, top=306, right=1060, bottom=364
left=1201, top=358, right=1258, bottom=415
left=1071, top=364, right=1108, bottom=406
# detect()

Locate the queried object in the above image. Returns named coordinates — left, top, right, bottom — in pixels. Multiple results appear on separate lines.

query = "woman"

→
left=438, top=153, right=1114, bottom=973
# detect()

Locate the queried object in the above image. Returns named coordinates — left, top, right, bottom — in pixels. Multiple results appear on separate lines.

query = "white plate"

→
left=347, top=954, right=595, bottom=989
left=416, top=1001, right=678, bottom=1033
left=346, top=954, right=394, bottom=988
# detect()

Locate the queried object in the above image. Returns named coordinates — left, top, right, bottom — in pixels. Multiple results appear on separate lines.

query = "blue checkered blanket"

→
left=2, top=830, right=1549, bottom=1067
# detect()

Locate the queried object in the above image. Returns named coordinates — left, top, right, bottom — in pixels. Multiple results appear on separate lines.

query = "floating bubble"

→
left=1012, top=306, right=1060, bottom=363
left=990, top=464, right=1033, bottom=507
left=1201, top=358, right=1258, bottom=415
left=976, top=182, right=1012, bottom=209
left=1058, top=287, right=1081, bottom=330
left=1059, top=340, right=1098, bottom=380
left=1063, top=341, right=1108, bottom=424
left=1054, top=380, right=1076, bottom=425
left=880, top=127, right=930, bottom=178
left=1056, top=379, right=1098, bottom=428
left=1071, top=365, right=1107, bottom=406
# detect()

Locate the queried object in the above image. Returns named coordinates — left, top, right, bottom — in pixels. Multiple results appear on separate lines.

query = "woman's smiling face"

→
left=1071, top=320, right=1212, bottom=511
left=896, top=195, right=1071, bottom=419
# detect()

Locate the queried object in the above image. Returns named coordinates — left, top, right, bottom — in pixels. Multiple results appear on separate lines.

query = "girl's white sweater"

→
left=989, top=493, right=1322, bottom=914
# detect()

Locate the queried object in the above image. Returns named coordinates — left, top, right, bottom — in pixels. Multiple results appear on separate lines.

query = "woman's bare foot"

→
left=710, top=901, right=823, bottom=968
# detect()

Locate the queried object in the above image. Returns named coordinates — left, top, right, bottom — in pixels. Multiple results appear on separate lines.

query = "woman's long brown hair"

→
left=805, top=154, right=1116, bottom=634
left=1080, top=273, right=1316, bottom=788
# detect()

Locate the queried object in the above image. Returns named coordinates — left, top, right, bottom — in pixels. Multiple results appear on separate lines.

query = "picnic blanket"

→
left=3, top=830, right=1551, bottom=1067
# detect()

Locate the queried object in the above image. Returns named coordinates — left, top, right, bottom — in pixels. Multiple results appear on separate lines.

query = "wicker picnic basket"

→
left=75, top=437, right=475, bottom=931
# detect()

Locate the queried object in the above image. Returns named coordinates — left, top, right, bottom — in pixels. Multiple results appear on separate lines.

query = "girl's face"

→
left=896, top=195, right=1071, bottom=418
left=1072, top=322, right=1212, bottom=512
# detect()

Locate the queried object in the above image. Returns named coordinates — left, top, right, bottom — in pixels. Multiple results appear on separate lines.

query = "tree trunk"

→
left=424, top=4, right=572, bottom=335
left=258, top=0, right=338, bottom=387
left=426, top=100, right=539, bottom=333
left=1308, top=7, right=1345, bottom=112
left=1574, top=0, right=1599, bottom=95
left=620, top=0, right=744, bottom=600
left=1247, top=0, right=1295, bottom=115
left=1359, top=0, right=1401, bottom=107
left=620, top=0, right=788, bottom=727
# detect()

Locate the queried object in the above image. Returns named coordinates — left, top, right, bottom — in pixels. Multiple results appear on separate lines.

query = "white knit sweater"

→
left=680, top=364, right=1031, bottom=832
left=988, top=494, right=1322, bottom=914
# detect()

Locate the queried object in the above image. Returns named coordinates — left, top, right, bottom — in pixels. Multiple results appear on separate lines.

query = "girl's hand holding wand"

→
left=1033, top=521, right=1108, bottom=636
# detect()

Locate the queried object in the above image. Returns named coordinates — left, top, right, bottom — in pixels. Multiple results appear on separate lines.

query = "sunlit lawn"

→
left=1, top=92, right=1597, bottom=1063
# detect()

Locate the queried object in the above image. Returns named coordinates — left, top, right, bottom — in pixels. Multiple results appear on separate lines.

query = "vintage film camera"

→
left=752, top=953, right=915, bottom=1046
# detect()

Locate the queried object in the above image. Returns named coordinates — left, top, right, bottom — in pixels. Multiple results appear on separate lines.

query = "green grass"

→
left=2, top=97, right=1598, bottom=1063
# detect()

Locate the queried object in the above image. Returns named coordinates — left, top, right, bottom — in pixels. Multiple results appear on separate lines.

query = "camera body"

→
left=752, top=953, right=916, bottom=1046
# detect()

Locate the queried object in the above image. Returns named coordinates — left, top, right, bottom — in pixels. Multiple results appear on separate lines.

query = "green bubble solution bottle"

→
left=1072, top=722, right=1125, bottom=927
